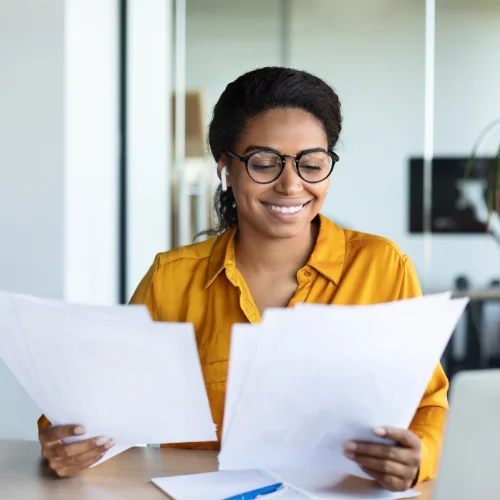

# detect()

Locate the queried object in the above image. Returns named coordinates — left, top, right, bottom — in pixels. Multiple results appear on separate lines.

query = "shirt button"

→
left=304, top=270, right=312, bottom=277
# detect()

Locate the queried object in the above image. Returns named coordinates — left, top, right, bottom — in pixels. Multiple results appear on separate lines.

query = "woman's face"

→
left=219, top=107, right=331, bottom=240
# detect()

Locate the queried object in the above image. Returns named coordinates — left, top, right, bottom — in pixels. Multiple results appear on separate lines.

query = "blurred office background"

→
left=1, top=0, right=499, bottom=438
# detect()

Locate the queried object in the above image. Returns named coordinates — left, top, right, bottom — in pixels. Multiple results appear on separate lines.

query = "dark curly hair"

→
left=205, top=67, right=342, bottom=236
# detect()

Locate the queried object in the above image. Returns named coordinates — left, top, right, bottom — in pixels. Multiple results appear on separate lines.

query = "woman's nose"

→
left=273, top=157, right=304, bottom=195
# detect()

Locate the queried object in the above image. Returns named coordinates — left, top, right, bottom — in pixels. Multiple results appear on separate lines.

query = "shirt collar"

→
left=204, top=214, right=345, bottom=289
left=205, top=226, right=238, bottom=289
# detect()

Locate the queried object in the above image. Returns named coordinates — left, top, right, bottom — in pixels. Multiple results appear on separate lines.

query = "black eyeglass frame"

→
left=224, top=148, right=339, bottom=184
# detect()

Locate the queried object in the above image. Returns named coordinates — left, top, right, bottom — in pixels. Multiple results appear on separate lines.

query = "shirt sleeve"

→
left=129, top=255, right=160, bottom=320
left=399, top=257, right=449, bottom=484
left=37, top=414, right=51, bottom=433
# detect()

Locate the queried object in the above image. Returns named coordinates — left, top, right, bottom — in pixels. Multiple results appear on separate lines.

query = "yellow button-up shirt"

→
left=38, top=215, right=448, bottom=483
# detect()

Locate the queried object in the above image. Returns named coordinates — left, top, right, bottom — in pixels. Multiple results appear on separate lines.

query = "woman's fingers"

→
left=58, top=436, right=113, bottom=459
left=42, top=435, right=112, bottom=459
left=360, top=466, right=411, bottom=492
left=373, top=427, right=422, bottom=451
left=53, top=453, right=104, bottom=479
left=39, top=423, right=115, bottom=478
left=48, top=443, right=111, bottom=474
left=343, top=427, right=422, bottom=492
left=349, top=454, right=413, bottom=479
left=39, top=424, right=85, bottom=446
left=344, top=440, right=421, bottom=467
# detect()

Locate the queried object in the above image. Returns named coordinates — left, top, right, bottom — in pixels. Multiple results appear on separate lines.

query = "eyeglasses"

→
left=225, top=148, right=339, bottom=184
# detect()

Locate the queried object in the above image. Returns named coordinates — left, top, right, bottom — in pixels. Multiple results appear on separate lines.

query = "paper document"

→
left=0, top=291, right=217, bottom=450
left=222, top=324, right=260, bottom=441
left=152, top=469, right=305, bottom=500
left=151, top=469, right=419, bottom=499
left=274, top=469, right=420, bottom=499
left=219, top=293, right=467, bottom=478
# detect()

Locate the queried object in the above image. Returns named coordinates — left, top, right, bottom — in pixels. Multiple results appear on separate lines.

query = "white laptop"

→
left=433, top=369, right=500, bottom=500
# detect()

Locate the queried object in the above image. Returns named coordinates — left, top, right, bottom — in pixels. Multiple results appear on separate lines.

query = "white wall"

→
left=186, top=0, right=500, bottom=292
left=430, top=0, right=500, bottom=290
left=64, top=0, right=120, bottom=305
left=126, top=0, right=172, bottom=300
left=289, top=0, right=426, bottom=272
left=0, top=0, right=65, bottom=300
left=186, top=0, right=282, bottom=126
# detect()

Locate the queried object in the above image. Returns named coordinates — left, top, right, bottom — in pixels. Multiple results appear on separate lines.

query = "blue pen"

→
left=223, top=482, right=284, bottom=500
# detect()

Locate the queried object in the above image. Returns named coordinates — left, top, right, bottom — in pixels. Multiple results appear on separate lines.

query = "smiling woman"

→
left=37, top=67, right=448, bottom=492
left=219, top=107, right=333, bottom=242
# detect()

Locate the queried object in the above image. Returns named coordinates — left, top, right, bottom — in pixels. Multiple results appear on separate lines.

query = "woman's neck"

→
left=234, top=220, right=319, bottom=277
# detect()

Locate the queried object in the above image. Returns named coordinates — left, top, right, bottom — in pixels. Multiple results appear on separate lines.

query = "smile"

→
left=261, top=202, right=310, bottom=214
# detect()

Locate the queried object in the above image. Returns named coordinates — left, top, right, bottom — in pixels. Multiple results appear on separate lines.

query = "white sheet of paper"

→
left=6, top=291, right=153, bottom=323
left=151, top=469, right=420, bottom=500
left=221, top=308, right=290, bottom=450
left=0, top=291, right=152, bottom=400
left=0, top=292, right=46, bottom=410
left=219, top=295, right=468, bottom=477
left=0, top=292, right=158, bottom=466
left=222, top=324, right=260, bottom=442
left=0, top=293, right=217, bottom=446
left=0, top=291, right=155, bottom=430
left=152, top=470, right=308, bottom=500
left=234, top=293, right=453, bottom=433
left=273, top=469, right=420, bottom=499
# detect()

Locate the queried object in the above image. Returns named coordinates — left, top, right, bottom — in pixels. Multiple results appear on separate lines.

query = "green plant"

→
left=463, top=117, right=500, bottom=218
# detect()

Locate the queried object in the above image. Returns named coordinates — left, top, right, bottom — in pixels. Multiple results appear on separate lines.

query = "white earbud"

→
left=221, top=166, right=228, bottom=192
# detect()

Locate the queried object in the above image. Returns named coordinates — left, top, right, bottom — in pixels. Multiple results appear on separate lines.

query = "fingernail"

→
left=374, top=427, right=387, bottom=437
left=104, top=440, right=115, bottom=450
left=344, top=441, right=357, bottom=452
left=344, top=450, right=355, bottom=460
left=95, top=436, right=108, bottom=446
left=74, top=426, right=85, bottom=435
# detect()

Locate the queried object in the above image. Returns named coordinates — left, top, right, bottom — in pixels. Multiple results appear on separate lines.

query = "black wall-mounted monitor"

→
left=409, top=156, right=495, bottom=234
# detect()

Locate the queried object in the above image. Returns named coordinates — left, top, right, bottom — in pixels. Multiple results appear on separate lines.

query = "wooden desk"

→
left=0, top=440, right=433, bottom=499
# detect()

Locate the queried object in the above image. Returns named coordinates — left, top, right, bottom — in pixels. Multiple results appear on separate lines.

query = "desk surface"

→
left=0, top=440, right=434, bottom=499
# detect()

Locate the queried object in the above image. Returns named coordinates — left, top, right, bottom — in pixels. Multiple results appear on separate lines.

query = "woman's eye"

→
left=252, top=164, right=276, bottom=170
left=301, top=165, right=321, bottom=171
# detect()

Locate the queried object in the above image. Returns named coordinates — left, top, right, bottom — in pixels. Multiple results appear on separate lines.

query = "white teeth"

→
left=266, top=204, right=304, bottom=214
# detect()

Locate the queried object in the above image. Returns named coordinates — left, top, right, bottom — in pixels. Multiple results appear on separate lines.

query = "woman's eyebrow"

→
left=243, top=145, right=276, bottom=154
left=242, top=145, right=328, bottom=155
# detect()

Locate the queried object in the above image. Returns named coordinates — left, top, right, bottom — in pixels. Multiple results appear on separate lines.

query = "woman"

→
left=38, top=67, right=448, bottom=491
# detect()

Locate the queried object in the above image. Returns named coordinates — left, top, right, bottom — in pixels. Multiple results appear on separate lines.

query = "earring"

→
left=232, top=201, right=236, bottom=208
left=221, top=166, right=228, bottom=192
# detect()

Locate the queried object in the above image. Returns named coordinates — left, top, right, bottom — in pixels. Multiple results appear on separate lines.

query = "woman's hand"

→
left=344, top=427, right=422, bottom=492
left=39, top=424, right=115, bottom=477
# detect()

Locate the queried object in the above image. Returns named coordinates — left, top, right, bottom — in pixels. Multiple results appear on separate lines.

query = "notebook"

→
left=151, top=469, right=420, bottom=499
left=152, top=469, right=305, bottom=499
